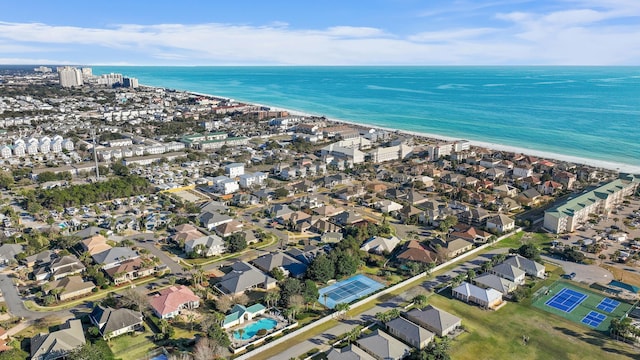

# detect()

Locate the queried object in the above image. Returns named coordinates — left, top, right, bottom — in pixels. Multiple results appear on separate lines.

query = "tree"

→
left=215, top=295, right=234, bottom=313
left=270, top=267, right=286, bottom=281
left=466, top=269, right=476, bottom=281
left=274, top=187, right=289, bottom=199
left=335, top=302, right=351, bottom=320
left=0, top=348, right=29, bottom=360
left=518, top=244, right=541, bottom=261
left=306, top=254, right=335, bottom=282
left=264, top=291, right=280, bottom=308
left=280, top=278, right=303, bottom=306
left=226, top=233, right=247, bottom=253
left=66, top=340, right=115, bottom=360
left=119, top=288, right=149, bottom=312
left=438, top=216, right=458, bottom=232
left=303, top=280, right=319, bottom=309
left=412, top=294, right=428, bottom=309
left=192, top=337, right=229, bottom=360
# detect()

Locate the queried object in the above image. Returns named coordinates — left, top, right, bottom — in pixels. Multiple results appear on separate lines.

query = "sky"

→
left=1, top=0, right=640, bottom=66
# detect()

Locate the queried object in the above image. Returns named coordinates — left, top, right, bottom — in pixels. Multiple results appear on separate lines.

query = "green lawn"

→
left=108, top=333, right=156, bottom=360
left=428, top=286, right=637, bottom=360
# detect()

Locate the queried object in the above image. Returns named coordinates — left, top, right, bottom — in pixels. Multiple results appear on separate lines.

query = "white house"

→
left=184, top=235, right=226, bottom=257
left=225, top=163, right=245, bottom=178
left=239, top=172, right=267, bottom=188
left=486, top=214, right=515, bottom=233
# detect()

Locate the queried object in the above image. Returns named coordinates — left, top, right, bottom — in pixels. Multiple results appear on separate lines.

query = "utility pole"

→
left=91, top=128, right=100, bottom=179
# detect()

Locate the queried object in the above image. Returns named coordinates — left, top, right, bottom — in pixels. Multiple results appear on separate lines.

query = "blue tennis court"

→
left=596, top=298, right=620, bottom=313
left=582, top=311, right=606, bottom=327
left=545, top=287, right=587, bottom=313
left=318, top=274, right=384, bottom=309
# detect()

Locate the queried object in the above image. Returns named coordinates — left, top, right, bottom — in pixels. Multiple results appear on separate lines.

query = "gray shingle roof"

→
left=90, top=305, right=143, bottom=337
left=357, top=329, right=411, bottom=360
left=405, top=306, right=461, bottom=336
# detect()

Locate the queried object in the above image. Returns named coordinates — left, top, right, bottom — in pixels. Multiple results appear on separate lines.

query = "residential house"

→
left=429, top=238, right=473, bottom=260
left=149, top=285, right=200, bottom=319
left=24, top=250, right=57, bottom=268
left=251, top=252, right=308, bottom=278
left=47, top=276, right=96, bottom=301
left=92, top=247, right=139, bottom=270
left=493, top=184, right=517, bottom=198
left=200, top=211, right=233, bottom=231
left=397, top=241, right=437, bottom=264
left=452, top=282, right=503, bottom=309
left=374, top=200, right=403, bottom=214
left=502, top=255, right=545, bottom=278
left=222, top=303, right=267, bottom=329
left=459, top=208, right=492, bottom=227
left=90, top=305, right=143, bottom=339
left=360, top=236, right=401, bottom=255
left=474, top=273, right=517, bottom=295
left=185, top=235, right=226, bottom=257
left=405, top=306, right=461, bottom=337
left=286, top=246, right=326, bottom=265
left=215, top=220, right=244, bottom=237
left=48, top=255, right=86, bottom=281
left=449, top=224, right=492, bottom=244
left=331, top=211, right=365, bottom=227
left=357, top=329, right=412, bottom=360
left=385, top=317, right=434, bottom=349
left=321, top=232, right=343, bottom=243
left=104, top=258, right=156, bottom=285
left=516, top=188, right=542, bottom=206
left=30, top=319, right=86, bottom=360
left=269, top=204, right=294, bottom=219
left=490, top=263, right=526, bottom=285
left=553, top=171, right=577, bottom=190
left=239, top=172, right=267, bottom=189
left=224, top=163, right=245, bottom=178
left=172, top=224, right=204, bottom=244
left=215, top=262, right=277, bottom=296
left=310, top=218, right=343, bottom=234
left=486, top=214, right=516, bottom=233
left=313, top=205, right=344, bottom=218
left=538, top=180, right=563, bottom=195
left=81, top=234, right=112, bottom=255
left=327, top=344, right=376, bottom=360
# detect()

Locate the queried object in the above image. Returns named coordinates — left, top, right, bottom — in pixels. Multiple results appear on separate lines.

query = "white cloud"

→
left=0, top=0, right=639, bottom=67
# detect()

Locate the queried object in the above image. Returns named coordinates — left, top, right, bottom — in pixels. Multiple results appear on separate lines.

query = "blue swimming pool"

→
left=233, top=318, right=277, bottom=340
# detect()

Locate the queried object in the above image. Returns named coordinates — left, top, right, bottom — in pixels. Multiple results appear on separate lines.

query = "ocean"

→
left=93, top=66, right=640, bottom=167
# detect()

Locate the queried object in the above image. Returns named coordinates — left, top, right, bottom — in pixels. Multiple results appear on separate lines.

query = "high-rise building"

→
left=97, top=73, right=123, bottom=87
left=58, top=66, right=84, bottom=87
left=81, top=67, right=93, bottom=79
left=34, top=66, right=52, bottom=73
left=123, top=77, right=139, bottom=88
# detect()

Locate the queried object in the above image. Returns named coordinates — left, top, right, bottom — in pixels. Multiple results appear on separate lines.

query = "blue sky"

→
left=1, top=0, right=639, bottom=65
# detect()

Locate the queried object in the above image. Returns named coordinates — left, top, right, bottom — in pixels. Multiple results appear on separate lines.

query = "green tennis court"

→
left=532, top=280, right=633, bottom=331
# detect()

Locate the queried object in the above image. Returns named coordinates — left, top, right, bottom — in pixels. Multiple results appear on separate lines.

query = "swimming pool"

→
left=233, top=318, right=277, bottom=340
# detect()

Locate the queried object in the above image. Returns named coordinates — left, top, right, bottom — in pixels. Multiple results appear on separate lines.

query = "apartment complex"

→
left=543, top=176, right=639, bottom=233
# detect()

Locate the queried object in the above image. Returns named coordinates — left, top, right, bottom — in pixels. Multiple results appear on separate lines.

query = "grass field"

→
left=532, top=280, right=633, bottom=332
left=428, top=291, right=637, bottom=360
left=108, top=333, right=156, bottom=360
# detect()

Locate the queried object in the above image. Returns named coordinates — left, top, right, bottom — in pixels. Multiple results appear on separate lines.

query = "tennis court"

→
left=545, top=288, right=587, bottom=313
left=532, top=280, right=633, bottom=331
left=582, top=311, right=607, bottom=327
left=318, top=274, right=384, bottom=309
left=596, top=298, right=620, bottom=313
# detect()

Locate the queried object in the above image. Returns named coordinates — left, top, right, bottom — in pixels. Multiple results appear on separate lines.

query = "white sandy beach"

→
left=166, top=87, right=640, bottom=175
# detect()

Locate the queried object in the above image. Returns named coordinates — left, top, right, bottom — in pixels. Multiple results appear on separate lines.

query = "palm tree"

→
left=412, top=294, right=428, bottom=309
left=237, top=328, right=245, bottom=341
left=187, top=313, right=196, bottom=331
left=335, top=303, right=350, bottom=320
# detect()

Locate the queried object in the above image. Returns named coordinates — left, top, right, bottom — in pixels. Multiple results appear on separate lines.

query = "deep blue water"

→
left=93, top=66, right=640, bottom=166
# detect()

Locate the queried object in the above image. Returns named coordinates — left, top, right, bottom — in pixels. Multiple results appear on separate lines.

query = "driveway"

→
left=126, top=233, right=184, bottom=275
left=541, top=255, right=613, bottom=284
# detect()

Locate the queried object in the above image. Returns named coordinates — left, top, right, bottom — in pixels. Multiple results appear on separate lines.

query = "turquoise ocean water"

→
left=93, top=66, right=640, bottom=167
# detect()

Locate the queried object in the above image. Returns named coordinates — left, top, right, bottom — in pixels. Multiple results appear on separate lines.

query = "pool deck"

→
left=229, top=311, right=289, bottom=348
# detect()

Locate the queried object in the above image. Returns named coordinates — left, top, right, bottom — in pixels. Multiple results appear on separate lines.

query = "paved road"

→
left=0, top=274, right=76, bottom=321
left=127, top=233, right=184, bottom=275
left=541, top=255, right=613, bottom=284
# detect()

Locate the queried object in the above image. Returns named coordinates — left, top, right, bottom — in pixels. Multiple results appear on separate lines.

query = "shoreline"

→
left=154, top=86, right=640, bottom=175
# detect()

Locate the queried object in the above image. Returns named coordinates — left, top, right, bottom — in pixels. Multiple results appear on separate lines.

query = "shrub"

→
left=257, top=329, right=268, bottom=336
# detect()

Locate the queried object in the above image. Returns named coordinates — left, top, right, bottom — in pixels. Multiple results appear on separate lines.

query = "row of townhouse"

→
left=96, top=142, right=185, bottom=161
left=1, top=135, right=74, bottom=158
